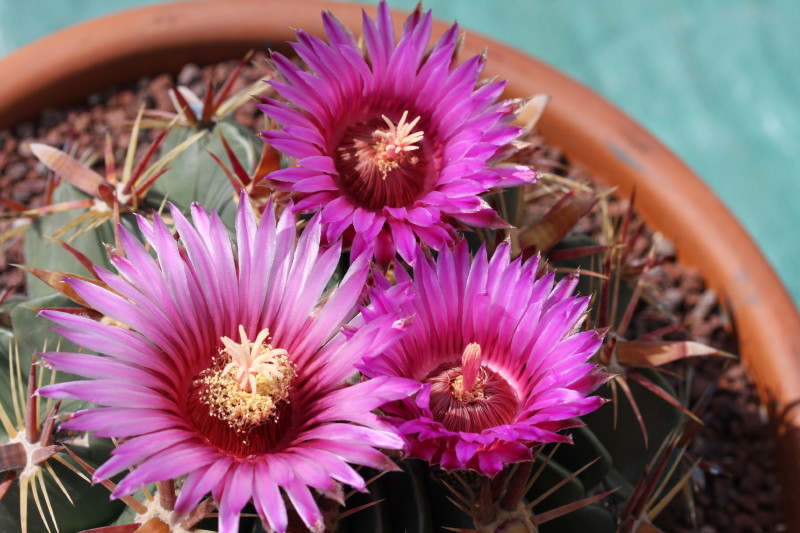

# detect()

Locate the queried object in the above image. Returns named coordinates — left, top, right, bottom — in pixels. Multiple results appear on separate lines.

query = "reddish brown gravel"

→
left=522, top=134, right=785, bottom=531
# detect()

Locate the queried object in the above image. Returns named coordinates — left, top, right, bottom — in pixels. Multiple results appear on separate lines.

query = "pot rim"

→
left=1, top=0, right=799, bottom=523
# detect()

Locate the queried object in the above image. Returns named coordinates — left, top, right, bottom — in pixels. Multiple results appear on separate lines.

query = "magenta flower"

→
left=361, top=242, right=607, bottom=476
left=260, top=1, right=536, bottom=265
left=38, top=197, right=417, bottom=533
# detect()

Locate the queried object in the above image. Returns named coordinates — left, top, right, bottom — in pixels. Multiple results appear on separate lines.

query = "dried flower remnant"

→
left=261, top=1, right=537, bottom=264
left=0, top=344, right=66, bottom=533
left=58, top=453, right=216, bottom=533
left=38, top=196, right=418, bottom=533
left=363, top=242, right=608, bottom=476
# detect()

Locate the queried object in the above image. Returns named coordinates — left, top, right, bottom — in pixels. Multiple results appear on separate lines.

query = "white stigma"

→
left=220, top=325, right=292, bottom=394
left=374, top=110, right=424, bottom=162
left=348, top=110, right=424, bottom=180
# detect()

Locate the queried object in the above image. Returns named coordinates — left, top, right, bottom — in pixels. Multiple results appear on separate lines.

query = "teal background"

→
left=1, top=0, right=798, bottom=308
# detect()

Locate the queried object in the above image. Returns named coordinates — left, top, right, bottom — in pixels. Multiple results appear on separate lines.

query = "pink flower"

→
left=260, top=1, right=536, bottom=265
left=362, top=242, right=607, bottom=476
left=38, top=197, right=417, bottom=533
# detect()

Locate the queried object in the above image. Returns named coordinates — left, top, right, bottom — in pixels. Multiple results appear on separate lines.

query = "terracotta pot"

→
left=2, top=0, right=799, bottom=525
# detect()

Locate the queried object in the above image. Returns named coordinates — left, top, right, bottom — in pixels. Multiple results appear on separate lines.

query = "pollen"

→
left=195, top=326, right=296, bottom=430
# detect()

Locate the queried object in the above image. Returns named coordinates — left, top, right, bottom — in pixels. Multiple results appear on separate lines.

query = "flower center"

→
left=334, top=110, right=431, bottom=210
left=427, top=343, right=519, bottom=433
left=364, top=111, right=425, bottom=176
left=186, top=326, right=296, bottom=456
left=450, top=342, right=483, bottom=401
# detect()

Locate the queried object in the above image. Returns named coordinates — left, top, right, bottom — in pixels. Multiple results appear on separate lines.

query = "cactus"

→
left=0, top=3, right=732, bottom=532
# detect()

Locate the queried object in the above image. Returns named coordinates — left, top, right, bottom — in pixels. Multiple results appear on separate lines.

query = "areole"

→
left=0, top=0, right=798, bottom=526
